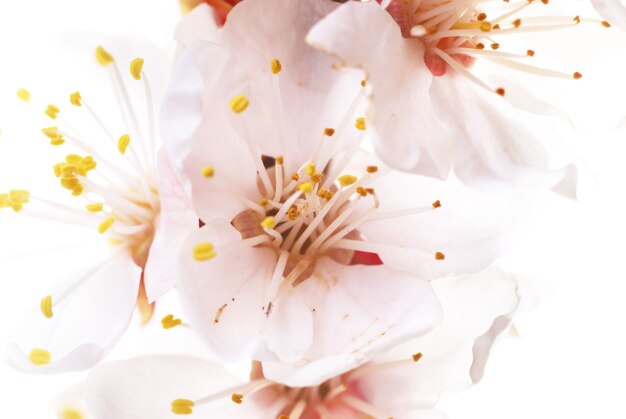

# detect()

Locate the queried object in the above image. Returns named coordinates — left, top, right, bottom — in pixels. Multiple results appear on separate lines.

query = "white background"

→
left=1, top=0, right=626, bottom=418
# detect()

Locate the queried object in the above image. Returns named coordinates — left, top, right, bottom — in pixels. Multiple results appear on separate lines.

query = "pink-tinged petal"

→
left=263, top=258, right=442, bottom=386
left=357, top=269, right=520, bottom=411
left=144, top=149, right=198, bottom=302
left=5, top=252, right=141, bottom=373
left=262, top=288, right=314, bottom=363
left=84, top=356, right=276, bottom=419
left=307, top=0, right=451, bottom=178
left=592, top=0, right=626, bottom=30
left=428, top=75, right=578, bottom=196
left=357, top=166, right=530, bottom=279
left=177, top=218, right=277, bottom=360
left=220, top=0, right=364, bottom=170
left=174, top=3, right=219, bottom=48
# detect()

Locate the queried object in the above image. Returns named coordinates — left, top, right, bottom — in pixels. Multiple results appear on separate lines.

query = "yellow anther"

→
left=355, top=117, right=366, bottom=131
left=70, top=91, right=82, bottom=106
left=86, top=203, right=104, bottom=212
left=50, top=137, right=65, bottom=146
left=338, top=174, right=357, bottom=187
left=95, top=46, right=114, bottom=66
left=1, top=189, right=30, bottom=212
left=130, top=57, right=144, bottom=80
left=60, top=408, right=84, bottom=419
left=432, top=200, right=442, bottom=208
left=17, top=88, right=31, bottom=102
left=60, top=408, right=83, bottom=419
left=452, top=21, right=491, bottom=32
left=260, top=216, right=276, bottom=229
left=117, top=134, right=131, bottom=154
left=291, top=173, right=300, bottom=182
left=435, top=251, right=446, bottom=260
left=161, top=314, right=183, bottom=329
left=45, top=104, right=60, bottom=120
left=275, top=156, right=284, bottom=165
left=259, top=198, right=269, bottom=207
left=360, top=79, right=367, bottom=87
left=29, top=348, right=51, bottom=366
left=512, top=19, right=522, bottom=28
left=271, top=58, right=282, bottom=75
left=278, top=416, right=290, bottom=419
left=324, top=128, right=335, bottom=136
left=310, top=173, right=323, bottom=183
left=366, top=165, right=378, bottom=173
left=602, top=20, right=611, bottom=28
left=573, top=72, right=583, bottom=80
left=41, top=127, right=62, bottom=140
left=40, top=295, right=53, bottom=319
left=231, top=393, right=244, bottom=404
left=193, top=242, right=216, bottom=261
left=229, top=95, right=249, bottom=114
left=201, top=165, right=215, bottom=178
left=305, top=162, right=316, bottom=177
left=298, top=182, right=314, bottom=194
left=412, top=352, right=423, bottom=362
left=171, top=399, right=195, bottom=415
left=98, top=217, right=115, bottom=234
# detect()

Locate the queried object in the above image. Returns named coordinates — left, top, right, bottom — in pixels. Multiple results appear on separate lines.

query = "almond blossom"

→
left=3, top=40, right=197, bottom=373
left=81, top=268, right=520, bottom=418
left=161, top=0, right=525, bottom=386
left=307, top=0, right=614, bottom=194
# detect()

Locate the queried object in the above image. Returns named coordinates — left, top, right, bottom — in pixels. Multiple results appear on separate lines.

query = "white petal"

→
left=5, top=252, right=141, bottom=373
left=51, top=383, right=92, bottom=419
left=592, top=0, right=626, bottom=30
left=84, top=356, right=275, bottom=419
left=177, top=218, right=277, bottom=360
left=307, top=0, right=451, bottom=178
left=174, top=3, right=219, bottom=48
left=357, top=269, right=520, bottom=411
left=263, top=258, right=442, bottom=386
left=262, top=288, right=314, bottom=363
left=144, top=149, right=198, bottom=302
left=357, top=167, right=529, bottom=279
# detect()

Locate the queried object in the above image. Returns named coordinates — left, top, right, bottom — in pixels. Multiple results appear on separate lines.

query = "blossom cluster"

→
left=2, top=0, right=622, bottom=417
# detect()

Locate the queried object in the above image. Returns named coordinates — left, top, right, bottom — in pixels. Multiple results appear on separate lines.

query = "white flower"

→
left=307, top=0, right=615, bottom=195
left=81, top=268, right=521, bottom=418
left=162, top=0, right=524, bottom=385
left=3, top=38, right=197, bottom=373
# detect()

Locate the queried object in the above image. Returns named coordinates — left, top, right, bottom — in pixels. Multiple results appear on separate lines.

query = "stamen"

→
left=45, top=104, right=60, bottom=120
left=98, top=217, right=115, bottom=234
left=171, top=399, right=195, bottom=415
left=354, top=117, right=366, bottom=131
left=29, top=348, right=51, bottom=366
left=130, top=57, right=144, bottom=80
left=201, top=166, right=215, bottom=178
left=271, top=58, right=282, bottom=75
left=17, top=88, right=31, bottom=102
left=70, top=91, right=82, bottom=106
left=40, top=295, right=53, bottom=318
left=435, top=251, right=446, bottom=260
left=117, top=134, right=131, bottom=154
left=193, top=242, right=216, bottom=261
left=95, top=46, right=114, bottom=67
left=229, top=95, right=249, bottom=114
left=161, top=314, right=183, bottom=329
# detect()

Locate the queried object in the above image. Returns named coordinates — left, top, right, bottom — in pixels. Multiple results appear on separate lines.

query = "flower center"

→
left=385, top=0, right=611, bottom=93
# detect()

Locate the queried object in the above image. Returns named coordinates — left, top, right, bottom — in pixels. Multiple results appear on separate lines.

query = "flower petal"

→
left=357, top=166, right=529, bottom=279
left=84, top=356, right=274, bottom=419
left=592, top=0, right=626, bottom=30
left=5, top=252, right=141, bottom=373
left=178, top=218, right=278, bottom=360
left=262, top=258, right=442, bottom=386
left=144, top=149, right=198, bottom=302
left=357, top=268, right=520, bottom=411
left=307, top=0, right=451, bottom=178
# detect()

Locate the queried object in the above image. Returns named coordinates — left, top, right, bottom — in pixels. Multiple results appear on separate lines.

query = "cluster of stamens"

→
left=388, top=0, right=613, bottom=95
